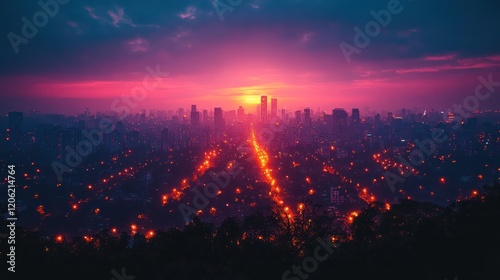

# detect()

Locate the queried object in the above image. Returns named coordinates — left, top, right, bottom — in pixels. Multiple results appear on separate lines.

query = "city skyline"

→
left=2, top=1, right=500, bottom=114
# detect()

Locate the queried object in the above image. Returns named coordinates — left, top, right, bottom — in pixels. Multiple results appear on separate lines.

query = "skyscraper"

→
left=202, top=110, right=208, bottom=123
left=304, top=108, right=311, bottom=126
left=190, top=105, right=199, bottom=126
left=271, top=98, right=278, bottom=119
left=214, top=108, right=223, bottom=129
left=261, top=96, right=268, bottom=123
left=237, top=106, right=245, bottom=121
left=333, top=108, right=348, bottom=127
left=351, top=108, right=360, bottom=123
left=295, top=110, right=301, bottom=124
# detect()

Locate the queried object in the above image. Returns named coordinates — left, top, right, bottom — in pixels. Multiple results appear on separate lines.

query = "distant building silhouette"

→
left=304, top=108, right=312, bottom=126
left=351, top=108, right=360, bottom=123
left=214, top=108, right=223, bottom=130
left=261, top=96, right=267, bottom=123
left=190, top=105, right=200, bottom=126
left=333, top=108, right=348, bottom=127
left=237, top=106, right=245, bottom=121
left=271, top=98, right=278, bottom=118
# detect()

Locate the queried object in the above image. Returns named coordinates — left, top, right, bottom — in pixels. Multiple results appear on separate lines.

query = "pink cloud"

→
left=128, top=38, right=149, bottom=52
left=108, top=7, right=136, bottom=27
left=179, top=6, right=196, bottom=20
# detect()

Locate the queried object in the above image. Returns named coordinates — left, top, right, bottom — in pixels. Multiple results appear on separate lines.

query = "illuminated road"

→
left=250, top=128, right=295, bottom=220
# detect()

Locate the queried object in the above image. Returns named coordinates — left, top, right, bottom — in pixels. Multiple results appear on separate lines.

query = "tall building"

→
left=333, top=108, right=348, bottom=128
left=203, top=110, right=209, bottom=123
left=214, top=108, right=223, bottom=129
left=351, top=108, right=360, bottom=123
left=190, top=105, right=199, bottom=126
left=237, top=106, right=245, bottom=121
left=261, top=96, right=268, bottom=123
left=271, top=98, right=278, bottom=118
left=295, top=110, right=301, bottom=124
left=304, top=108, right=311, bottom=126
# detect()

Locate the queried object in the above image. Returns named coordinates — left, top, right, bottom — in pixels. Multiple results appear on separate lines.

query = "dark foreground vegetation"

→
left=2, top=182, right=500, bottom=280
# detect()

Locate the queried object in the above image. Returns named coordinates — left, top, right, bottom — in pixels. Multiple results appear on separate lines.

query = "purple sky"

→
left=1, top=0, right=500, bottom=115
